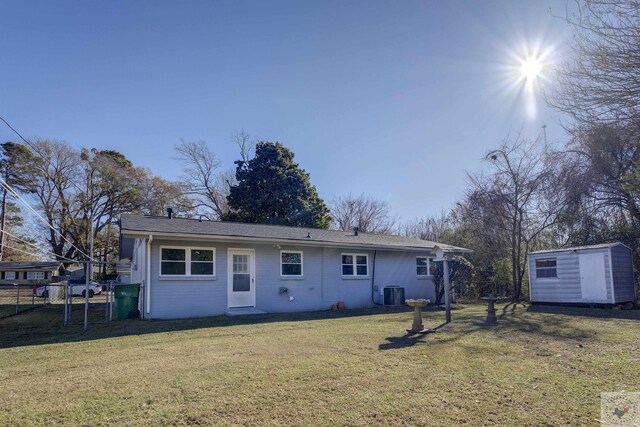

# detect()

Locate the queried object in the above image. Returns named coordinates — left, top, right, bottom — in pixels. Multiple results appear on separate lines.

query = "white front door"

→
left=579, top=252, right=607, bottom=301
left=228, top=249, right=255, bottom=308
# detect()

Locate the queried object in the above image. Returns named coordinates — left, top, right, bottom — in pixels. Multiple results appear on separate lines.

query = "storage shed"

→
left=528, top=243, right=636, bottom=305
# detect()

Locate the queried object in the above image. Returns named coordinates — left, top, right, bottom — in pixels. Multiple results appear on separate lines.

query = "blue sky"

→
left=1, top=0, right=573, bottom=221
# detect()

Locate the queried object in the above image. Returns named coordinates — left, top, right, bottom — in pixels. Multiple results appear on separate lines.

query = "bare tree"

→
left=138, top=174, right=193, bottom=217
left=399, top=212, right=451, bottom=241
left=467, top=136, right=565, bottom=300
left=330, top=194, right=396, bottom=234
left=232, top=130, right=254, bottom=167
left=549, top=0, right=640, bottom=125
left=28, top=138, right=83, bottom=260
left=175, top=140, right=232, bottom=219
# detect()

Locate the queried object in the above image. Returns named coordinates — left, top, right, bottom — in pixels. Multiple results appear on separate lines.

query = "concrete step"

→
left=226, top=307, right=268, bottom=316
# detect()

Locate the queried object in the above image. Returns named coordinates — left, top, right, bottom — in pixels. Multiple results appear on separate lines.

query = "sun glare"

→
left=519, top=55, right=543, bottom=82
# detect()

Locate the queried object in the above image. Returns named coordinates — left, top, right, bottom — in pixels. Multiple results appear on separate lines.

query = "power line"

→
left=0, top=228, right=79, bottom=263
left=0, top=115, right=99, bottom=262
left=0, top=178, right=93, bottom=260
left=0, top=114, right=86, bottom=194
left=0, top=242, right=60, bottom=263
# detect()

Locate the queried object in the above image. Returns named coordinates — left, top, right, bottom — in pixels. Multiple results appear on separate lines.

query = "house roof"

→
left=529, top=242, right=630, bottom=255
left=0, top=261, right=63, bottom=271
left=120, top=214, right=471, bottom=253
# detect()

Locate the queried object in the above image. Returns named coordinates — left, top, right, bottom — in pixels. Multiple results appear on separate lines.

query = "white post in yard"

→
left=443, top=256, right=451, bottom=323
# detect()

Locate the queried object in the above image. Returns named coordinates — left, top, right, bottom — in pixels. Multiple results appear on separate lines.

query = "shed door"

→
left=579, top=252, right=607, bottom=301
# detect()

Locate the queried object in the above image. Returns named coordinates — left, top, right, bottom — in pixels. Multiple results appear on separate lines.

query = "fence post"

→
left=32, top=286, right=35, bottom=306
left=15, top=285, right=20, bottom=314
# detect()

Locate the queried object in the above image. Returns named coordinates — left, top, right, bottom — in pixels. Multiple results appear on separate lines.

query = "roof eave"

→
left=120, top=229, right=441, bottom=253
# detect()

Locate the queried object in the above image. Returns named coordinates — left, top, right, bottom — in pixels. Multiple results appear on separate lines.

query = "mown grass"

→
left=0, top=303, right=638, bottom=426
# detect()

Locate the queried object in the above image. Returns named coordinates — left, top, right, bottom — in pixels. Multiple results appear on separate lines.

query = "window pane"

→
left=536, top=259, right=556, bottom=268
left=191, top=249, right=213, bottom=262
left=416, top=258, right=428, bottom=267
left=356, top=256, right=367, bottom=265
left=161, top=261, right=186, bottom=275
left=281, top=252, right=301, bottom=264
left=536, top=268, right=557, bottom=278
left=342, top=265, right=354, bottom=276
left=282, top=264, right=302, bottom=276
left=162, top=248, right=186, bottom=261
left=233, top=274, right=251, bottom=292
left=191, top=262, right=214, bottom=275
left=356, top=265, right=368, bottom=276
left=417, top=266, right=428, bottom=276
left=342, top=255, right=353, bottom=265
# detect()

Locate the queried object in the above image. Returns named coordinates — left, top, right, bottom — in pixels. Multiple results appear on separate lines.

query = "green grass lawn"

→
left=0, top=303, right=638, bottom=426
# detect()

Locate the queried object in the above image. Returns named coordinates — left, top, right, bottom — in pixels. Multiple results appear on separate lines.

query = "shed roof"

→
left=0, top=261, right=63, bottom=271
left=120, top=214, right=471, bottom=253
left=529, top=242, right=630, bottom=255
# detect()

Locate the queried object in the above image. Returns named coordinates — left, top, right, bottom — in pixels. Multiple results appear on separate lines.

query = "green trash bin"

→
left=114, top=283, right=141, bottom=320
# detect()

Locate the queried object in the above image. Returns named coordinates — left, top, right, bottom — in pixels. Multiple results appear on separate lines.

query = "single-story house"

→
left=528, top=243, right=636, bottom=305
left=119, top=213, right=470, bottom=319
left=0, top=261, right=64, bottom=285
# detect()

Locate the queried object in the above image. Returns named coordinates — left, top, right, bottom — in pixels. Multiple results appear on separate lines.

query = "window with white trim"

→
left=281, top=251, right=303, bottom=276
left=416, top=257, right=431, bottom=276
left=160, top=247, right=215, bottom=276
left=27, top=272, right=45, bottom=280
left=4, top=272, right=15, bottom=280
left=535, top=258, right=557, bottom=278
left=342, top=254, right=368, bottom=276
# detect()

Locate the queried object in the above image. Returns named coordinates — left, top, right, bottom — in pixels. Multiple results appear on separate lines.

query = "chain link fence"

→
left=0, top=281, right=115, bottom=323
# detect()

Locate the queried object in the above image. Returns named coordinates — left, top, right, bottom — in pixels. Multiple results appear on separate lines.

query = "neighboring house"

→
left=65, top=265, right=86, bottom=281
left=0, top=261, right=64, bottom=285
left=120, top=213, right=470, bottom=320
left=528, top=243, right=636, bottom=305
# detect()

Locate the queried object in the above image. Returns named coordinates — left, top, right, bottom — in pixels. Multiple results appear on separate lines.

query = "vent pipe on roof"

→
left=166, top=207, right=173, bottom=219
left=353, top=227, right=359, bottom=236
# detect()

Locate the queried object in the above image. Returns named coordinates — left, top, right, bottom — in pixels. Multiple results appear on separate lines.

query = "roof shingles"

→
left=120, top=214, right=469, bottom=252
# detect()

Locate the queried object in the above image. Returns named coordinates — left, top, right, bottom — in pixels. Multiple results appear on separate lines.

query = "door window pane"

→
left=233, top=255, right=248, bottom=273
left=233, top=274, right=251, bottom=292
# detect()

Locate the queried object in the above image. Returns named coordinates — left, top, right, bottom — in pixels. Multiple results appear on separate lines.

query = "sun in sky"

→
left=508, top=45, right=552, bottom=119
left=517, top=51, right=546, bottom=89
left=519, top=54, right=544, bottom=84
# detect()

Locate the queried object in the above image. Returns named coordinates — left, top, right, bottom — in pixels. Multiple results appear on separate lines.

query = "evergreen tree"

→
left=0, top=142, right=33, bottom=260
left=223, top=142, right=331, bottom=228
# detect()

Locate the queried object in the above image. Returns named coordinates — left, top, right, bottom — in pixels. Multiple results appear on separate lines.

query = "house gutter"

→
left=145, top=234, right=153, bottom=316
left=120, top=230, right=460, bottom=254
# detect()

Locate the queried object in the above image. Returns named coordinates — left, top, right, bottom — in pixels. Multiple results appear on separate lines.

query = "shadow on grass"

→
left=378, top=302, right=603, bottom=351
left=378, top=321, right=448, bottom=350
left=0, top=304, right=414, bottom=349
